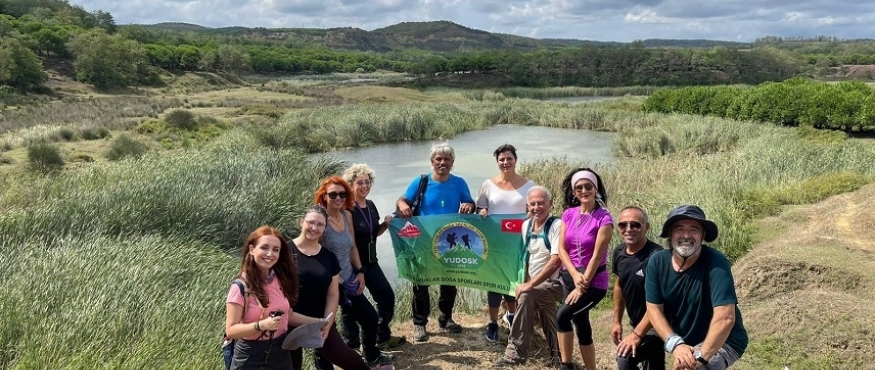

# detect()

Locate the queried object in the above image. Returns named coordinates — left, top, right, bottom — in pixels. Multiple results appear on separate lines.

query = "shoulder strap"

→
left=411, top=174, right=428, bottom=214
left=543, top=216, right=557, bottom=251
left=234, top=278, right=264, bottom=315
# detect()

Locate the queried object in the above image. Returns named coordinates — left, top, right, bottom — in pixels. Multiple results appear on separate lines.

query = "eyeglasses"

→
left=304, top=220, right=326, bottom=228
left=326, top=191, right=348, bottom=199
left=355, top=180, right=372, bottom=186
left=574, top=183, right=594, bottom=192
left=618, top=221, right=642, bottom=230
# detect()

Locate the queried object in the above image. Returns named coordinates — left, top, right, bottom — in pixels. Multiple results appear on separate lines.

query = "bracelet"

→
left=663, top=334, right=685, bottom=353
left=255, top=321, right=261, bottom=331
left=632, top=331, right=643, bottom=339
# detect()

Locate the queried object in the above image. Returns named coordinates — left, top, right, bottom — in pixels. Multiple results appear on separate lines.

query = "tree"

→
left=0, top=37, right=48, bottom=89
left=67, top=29, right=151, bottom=89
left=216, top=44, right=250, bottom=76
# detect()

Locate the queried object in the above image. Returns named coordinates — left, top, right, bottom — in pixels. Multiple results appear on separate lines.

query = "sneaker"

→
left=414, top=325, right=429, bottom=342
left=494, top=356, right=524, bottom=367
left=366, top=353, right=394, bottom=367
left=377, top=336, right=406, bottom=349
left=439, top=319, right=463, bottom=333
left=485, top=321, right=499, bottom=342
left=502, top=312, right=515, bottom=327
left=558, top=362, right=576, bottom=370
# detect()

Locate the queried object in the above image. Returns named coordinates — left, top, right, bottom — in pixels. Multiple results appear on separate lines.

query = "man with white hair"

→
left=645, top=205, right=748, bottom=370
left=396, top=143, right=475, bottom=343
left=495, top=186, right=564, bottom=367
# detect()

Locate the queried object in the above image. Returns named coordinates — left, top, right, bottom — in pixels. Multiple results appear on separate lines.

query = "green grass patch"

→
left=736, top=172, right=871, bottom=218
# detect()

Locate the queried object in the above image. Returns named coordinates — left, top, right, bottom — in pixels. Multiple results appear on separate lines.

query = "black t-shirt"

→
left=612, top=240, right=663, bottom=328
left=290, top=241, right=341, bottom=318
left=350, top=200, right=381, bottom=266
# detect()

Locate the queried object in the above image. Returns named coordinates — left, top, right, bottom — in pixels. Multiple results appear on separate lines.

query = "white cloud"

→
left=70, top=0, right=875, bottom=41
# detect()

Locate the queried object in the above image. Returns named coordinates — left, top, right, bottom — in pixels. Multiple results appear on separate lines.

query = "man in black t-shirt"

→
left=611, top=206, right=665, bottom=370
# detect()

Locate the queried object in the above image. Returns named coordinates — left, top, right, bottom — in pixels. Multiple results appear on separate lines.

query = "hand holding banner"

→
left=388, top=213, right=527, bottom=295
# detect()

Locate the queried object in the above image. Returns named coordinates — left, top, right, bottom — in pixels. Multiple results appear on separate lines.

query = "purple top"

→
left=561, top=206, right=613, bottom=290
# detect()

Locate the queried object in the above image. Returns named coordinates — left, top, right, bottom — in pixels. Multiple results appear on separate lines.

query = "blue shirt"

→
left=403, top=174, right=474, bottom=216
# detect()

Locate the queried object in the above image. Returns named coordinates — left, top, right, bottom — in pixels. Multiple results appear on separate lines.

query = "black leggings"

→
left=290, top=325, right=368, bottom=370
left=556, top=287, right=606, bottom=346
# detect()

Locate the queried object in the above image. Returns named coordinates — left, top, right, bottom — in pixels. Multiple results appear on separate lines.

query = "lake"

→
left=322, top=124, right=616, bottom=284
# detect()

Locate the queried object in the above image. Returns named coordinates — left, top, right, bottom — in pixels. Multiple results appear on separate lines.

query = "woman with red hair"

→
left=224, top=226, right=327, bottom=370
left=313, top=176, right=393, bottom=368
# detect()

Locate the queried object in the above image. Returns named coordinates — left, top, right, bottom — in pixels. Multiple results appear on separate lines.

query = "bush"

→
left=0, top=153, right=13, bottom=165
left=135, top=119, right=169, bottom=134
left=164, top=109, right=198, bottom=131
left=57, top=128, right=77, bottom=141
left=105, top=135, right=149, bottom=161
left=79, top=126, right=111, bottom=140
left=27, top=142, right=65, bottom=173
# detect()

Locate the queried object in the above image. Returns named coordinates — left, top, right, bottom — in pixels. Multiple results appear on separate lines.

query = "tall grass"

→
left=522, top=116, right=875, bottom=261
left=495, top=86, right=660, bottom=99
left=260, top=101, right=658, bottom=152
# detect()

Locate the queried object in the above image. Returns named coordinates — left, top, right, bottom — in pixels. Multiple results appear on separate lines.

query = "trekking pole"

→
left=259, top=310, right=284, bottom=370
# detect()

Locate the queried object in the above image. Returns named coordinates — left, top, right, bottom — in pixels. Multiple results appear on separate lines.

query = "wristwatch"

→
left=354, top=266, right=367, bottom=274
left=693, top=349, right=708, bottom=364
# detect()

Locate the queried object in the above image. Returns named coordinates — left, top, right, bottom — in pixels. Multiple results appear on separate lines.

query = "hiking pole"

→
left=260, top=310, right=284, bottom=370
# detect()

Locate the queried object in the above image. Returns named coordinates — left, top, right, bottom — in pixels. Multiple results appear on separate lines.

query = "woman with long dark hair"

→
left=224, top=226, right=324, bottom=370
left=555, top=168, right=613, bottom=370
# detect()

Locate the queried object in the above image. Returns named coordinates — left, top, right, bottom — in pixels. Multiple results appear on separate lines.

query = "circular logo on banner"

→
left=433, top=222, right=488, bottom=269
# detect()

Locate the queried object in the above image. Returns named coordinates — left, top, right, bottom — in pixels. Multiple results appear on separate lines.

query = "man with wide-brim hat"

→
left=643, top=205, right=749, bottom=370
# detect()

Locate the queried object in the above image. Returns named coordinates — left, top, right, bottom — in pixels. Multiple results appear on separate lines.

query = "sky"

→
left=73, top=0, right=875, bottom=42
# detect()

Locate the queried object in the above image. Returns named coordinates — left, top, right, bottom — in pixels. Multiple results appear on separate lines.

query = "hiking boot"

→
left=485, top=321, right=499, bottom=342
left=557, top=362, right=577, bottom=370
left=439, top=319, right=463, bottom=333
left=502, top=312, right=514, bottom=327
left=365, top=353, right=394, bottom=367
left=494, top=355, right=524, bottom=367
left=377, top=336, right=406, bottom=349
left=413, top=325, right=429, bottom=342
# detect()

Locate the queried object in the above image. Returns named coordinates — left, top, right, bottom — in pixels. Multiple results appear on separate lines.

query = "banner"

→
left=388, top=213, right=527, bottom=295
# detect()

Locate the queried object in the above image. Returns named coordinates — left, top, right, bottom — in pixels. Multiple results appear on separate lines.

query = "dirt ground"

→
left=377, top=184, right=875, bottom=369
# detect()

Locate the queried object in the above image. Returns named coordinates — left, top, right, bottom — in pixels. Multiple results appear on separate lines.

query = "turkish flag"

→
left=500, top=219, right=524, bottom=233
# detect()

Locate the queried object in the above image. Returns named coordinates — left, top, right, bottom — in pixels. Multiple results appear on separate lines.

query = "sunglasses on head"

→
left=574, top=183, right=595, bottom=192
left=618, top=221, right=642, bottom=230
left=327, top=191, right=348, bottom=199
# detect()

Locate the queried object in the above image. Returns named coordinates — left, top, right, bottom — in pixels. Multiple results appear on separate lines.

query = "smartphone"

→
left=269, top=310, right=284, bottom=318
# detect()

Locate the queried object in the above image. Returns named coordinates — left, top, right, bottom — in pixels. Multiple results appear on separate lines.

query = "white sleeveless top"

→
left=476, top=179, right=535, bottom=214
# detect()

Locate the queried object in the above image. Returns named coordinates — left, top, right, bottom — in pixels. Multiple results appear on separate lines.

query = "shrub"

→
left=27, top=142, right=65, bottom=173
left=58, top=128, right=77, bottom=141
left=79, top=126, right=111, bottom=140
left=105, top=135, right=149, bottom=161
left=135, top=119, right=169, bottom=134
left=0, top=153, right=13, bottom=165
left=164, top=109, right=198, bottom=130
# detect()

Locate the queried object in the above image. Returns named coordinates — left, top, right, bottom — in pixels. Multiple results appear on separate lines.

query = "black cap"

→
left=659, top=205, right=719, bottom=242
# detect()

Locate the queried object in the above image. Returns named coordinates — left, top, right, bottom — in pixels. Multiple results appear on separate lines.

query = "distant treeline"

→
left=0, top=0, right=873, bottom=91
left=643, top=78, right=875, bottom=132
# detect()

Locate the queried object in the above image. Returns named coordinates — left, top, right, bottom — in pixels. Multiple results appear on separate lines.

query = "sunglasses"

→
left=326, top=191, right=348, bottom=199
left=574, top=183, right=595, bottom=192
left=618, top=221, right=642, bottom=230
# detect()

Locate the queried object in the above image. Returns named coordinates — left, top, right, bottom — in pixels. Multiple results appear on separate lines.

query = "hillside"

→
left=139, top=20, right=751, bottom=52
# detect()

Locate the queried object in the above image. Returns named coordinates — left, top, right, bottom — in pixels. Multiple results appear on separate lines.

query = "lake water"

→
left=322, top=124, right=616, bottom=284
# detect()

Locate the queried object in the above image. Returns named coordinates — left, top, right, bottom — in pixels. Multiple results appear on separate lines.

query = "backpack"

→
left=221, top=278, right=264, bottom=369
left=524, top=216, right=558, bottom=251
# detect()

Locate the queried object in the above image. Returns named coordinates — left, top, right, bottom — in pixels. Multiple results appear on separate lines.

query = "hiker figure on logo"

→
left=461, top=234, right=472, bottom=250
left=446, top=232, right=457, bottom=248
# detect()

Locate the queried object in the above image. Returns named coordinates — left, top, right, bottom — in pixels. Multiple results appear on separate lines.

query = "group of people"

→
left=223, top=142, right=749, bottom=370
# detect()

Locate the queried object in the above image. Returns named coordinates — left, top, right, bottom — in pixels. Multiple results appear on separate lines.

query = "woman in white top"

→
left=476, top=144, right=535, bottom=343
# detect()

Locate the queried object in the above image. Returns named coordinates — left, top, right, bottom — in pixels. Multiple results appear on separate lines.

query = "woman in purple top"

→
left=555, top=167, right=613, bottom=370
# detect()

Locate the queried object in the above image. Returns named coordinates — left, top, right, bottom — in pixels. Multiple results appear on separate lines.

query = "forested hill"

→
left=142, top=20, right=751, bottom=52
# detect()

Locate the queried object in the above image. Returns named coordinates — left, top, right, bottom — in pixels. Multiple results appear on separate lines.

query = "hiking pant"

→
left=691, top=343, right=741, bottom=370
left=616, top=334, right=665, bottom=370
left=292, top=326, right=368, bottom=370
left=412, top=284, right=457, bottom=326
left=504, top=279, right=564, bottom=361
left=341, top=262, right=396, bottom=344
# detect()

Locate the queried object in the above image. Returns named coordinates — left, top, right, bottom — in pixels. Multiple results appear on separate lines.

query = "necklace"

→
left=356, top=202, right=374, bottom=237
